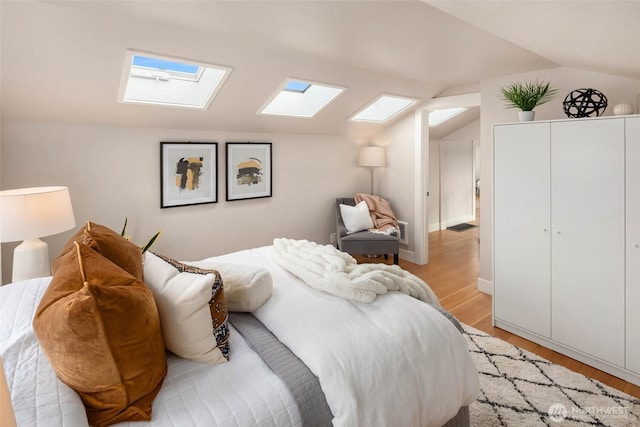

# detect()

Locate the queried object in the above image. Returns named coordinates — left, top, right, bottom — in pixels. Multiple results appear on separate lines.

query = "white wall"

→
left=428, top=139, right=440, bottom=232
left=0, top=122, right=368, bottom=284
left=441, top=119, right=479, bottom=229
left=479, top=66, right=640, bottom=294
left=372, top=112, right=419, bottom=257
left=428, top=119, right=480, bottom=231
left=440, top=138, right=474, bottom=228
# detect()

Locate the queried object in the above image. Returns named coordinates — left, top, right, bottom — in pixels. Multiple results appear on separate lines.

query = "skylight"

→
left=350, top=95, right=417, bottom=123
left=428, top=108, right=467, bottom=127
left=260, top=79, right=345, bottom=118
left=118, top=50, right=232, bottom=109
left=284, top=81, right=311, bottom=93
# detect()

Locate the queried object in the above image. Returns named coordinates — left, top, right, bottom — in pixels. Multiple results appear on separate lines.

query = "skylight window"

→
left=260, top=79, right=345, bottom=118
left=118, top=50, right=232, bottom=109
left=350, top=95, right=417, bottom=123
left=132, top=56, right=199, bottom=74
left=283, top=81, right=311, bottom=93
left=428, top=108, right=467, bottom=127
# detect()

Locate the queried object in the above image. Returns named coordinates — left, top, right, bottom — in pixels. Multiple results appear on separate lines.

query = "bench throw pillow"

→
left=188, top=261, right=273, bottom=312
left=340, top=200, right=374, bottom=234
left=33, top=242, right=167, bottom=427
left=143, top=252, right=230, bottom=363
left=52, top=221, right=143, bottom=281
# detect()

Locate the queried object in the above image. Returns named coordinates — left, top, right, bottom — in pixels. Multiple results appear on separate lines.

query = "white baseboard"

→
left=428, top=223, right=441, bottom=233
left=399, top=248, right=417, bottom=264
left=477, top=278, right=493, bottom=295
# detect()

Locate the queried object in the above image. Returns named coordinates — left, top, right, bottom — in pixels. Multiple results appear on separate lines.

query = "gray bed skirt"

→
left=229, top=312, right=471, bottom=427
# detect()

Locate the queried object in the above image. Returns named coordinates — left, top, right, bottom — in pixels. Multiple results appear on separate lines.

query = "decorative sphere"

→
left=613, top=103, right=635, bottom=116
left=562, top=88, right=608, bottom=118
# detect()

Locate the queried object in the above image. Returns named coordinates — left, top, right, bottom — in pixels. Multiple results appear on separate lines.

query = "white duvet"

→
left=1, top=245, right=479, bottom=427
left=206, top=245, right=480, bottom=427
left=0, top=277, right=301, bottom=427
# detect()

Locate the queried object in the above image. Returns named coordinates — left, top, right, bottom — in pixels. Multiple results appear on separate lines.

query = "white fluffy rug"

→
left=463, top=325, right=640, bottom=427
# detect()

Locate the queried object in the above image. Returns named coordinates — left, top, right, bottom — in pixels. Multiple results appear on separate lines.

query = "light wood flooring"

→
left=357, top=220, right=640, bottom=399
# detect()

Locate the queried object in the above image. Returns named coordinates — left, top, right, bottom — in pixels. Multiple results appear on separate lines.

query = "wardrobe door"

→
left=494, top=123, right=551, bottom=337
left=551, top=118, right=625, bottom=367
left=626, top=116, right=640, bottom=374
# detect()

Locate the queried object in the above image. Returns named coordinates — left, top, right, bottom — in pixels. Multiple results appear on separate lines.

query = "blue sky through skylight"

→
left=120, top=50, right=231, bottom=109
left=132, top=55, right=200, bottom=74
left=284, top=81, right=311, bottom=93
left=260, top=79, right=344, bottom=118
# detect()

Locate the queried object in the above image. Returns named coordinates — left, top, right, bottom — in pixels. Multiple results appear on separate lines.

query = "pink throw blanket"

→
left=354, top=193, right=399, bottom=232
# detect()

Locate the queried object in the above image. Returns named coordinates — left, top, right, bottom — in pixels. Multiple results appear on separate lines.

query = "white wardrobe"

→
left=493, top=115, right=640, bottom=385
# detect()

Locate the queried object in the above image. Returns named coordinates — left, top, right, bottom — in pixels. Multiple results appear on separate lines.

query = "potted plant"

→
left=499, top=80, right=558, bottom=121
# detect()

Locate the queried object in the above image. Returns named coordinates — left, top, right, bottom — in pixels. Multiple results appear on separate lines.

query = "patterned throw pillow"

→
left=144, top=252, right=230, bottom=362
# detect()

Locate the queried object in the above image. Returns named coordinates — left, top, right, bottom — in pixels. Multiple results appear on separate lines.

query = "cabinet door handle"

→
left=634, top=243, right=640, bottom=248
left=543, top=228, right=548, bottom=232
left=556, top=230, right=561, bottom=235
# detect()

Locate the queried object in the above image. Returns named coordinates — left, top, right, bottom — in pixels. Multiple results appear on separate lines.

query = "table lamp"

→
left=0, top=186, right=76, bottom=282
left=358, top=146, right=386, bottom=195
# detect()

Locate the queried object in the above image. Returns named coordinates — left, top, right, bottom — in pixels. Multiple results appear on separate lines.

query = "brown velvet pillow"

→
left=34, top=242, right=167, bottom=427
left=52, top=221, right=143, bottom=280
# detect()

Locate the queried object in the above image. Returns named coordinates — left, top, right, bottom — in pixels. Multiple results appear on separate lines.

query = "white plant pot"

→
left=519, top=111, right=535, bottom=122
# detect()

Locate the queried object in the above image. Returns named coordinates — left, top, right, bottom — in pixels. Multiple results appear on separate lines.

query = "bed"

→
left=0, top=243, right=479, bottom=427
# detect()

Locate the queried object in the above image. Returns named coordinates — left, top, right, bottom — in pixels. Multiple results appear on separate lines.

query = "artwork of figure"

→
left=175, top=156, right=204, bottom=190
left=236, top=157, right=263, bottom=186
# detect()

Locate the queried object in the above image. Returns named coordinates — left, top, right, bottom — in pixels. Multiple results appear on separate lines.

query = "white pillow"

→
left=188, top=261, right=273, bottom=312
left=340, top=200, right=374, bottom=234
left=143, top=251, right=227, bottom=364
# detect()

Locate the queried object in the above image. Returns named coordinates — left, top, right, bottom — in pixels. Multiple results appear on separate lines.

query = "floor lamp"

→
left=0, top=186, right=76, bottom=282
left=358, top=146, right=386, bottom=195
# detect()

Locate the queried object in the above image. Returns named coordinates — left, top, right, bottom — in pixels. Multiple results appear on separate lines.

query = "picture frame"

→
left=225, top=142, right=272, bottom=201
left=160, top=142, right=218, bottom=208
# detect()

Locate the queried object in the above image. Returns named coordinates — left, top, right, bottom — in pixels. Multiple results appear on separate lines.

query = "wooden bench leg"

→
left=393, top=254, right=399, bottom=265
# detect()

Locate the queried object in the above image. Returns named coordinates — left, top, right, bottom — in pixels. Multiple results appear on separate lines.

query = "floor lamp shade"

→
left=358, top=146, right=386, bottom=167
left=358, top=146, right=386, bottom=194
left=0, top=186, right=76, bottom=282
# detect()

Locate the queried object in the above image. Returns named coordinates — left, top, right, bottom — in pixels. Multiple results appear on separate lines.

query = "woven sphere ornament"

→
left=563, top=88, right=608, bottom=118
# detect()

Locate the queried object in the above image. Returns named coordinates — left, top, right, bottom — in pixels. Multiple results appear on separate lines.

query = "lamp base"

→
left=12, top=239, right=51, bottom=283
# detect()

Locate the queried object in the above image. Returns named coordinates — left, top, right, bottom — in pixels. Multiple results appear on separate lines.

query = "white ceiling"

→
left=1, top=1, right=636, bottom=139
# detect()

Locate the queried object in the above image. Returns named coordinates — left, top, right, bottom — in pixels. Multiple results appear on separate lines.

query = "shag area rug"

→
left=463, top=325, right=640, bottom=426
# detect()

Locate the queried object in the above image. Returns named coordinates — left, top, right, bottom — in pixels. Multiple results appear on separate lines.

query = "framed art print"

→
left=225, top=142, right=272, bottom=201
left=161, top=142, right=218, bottom=208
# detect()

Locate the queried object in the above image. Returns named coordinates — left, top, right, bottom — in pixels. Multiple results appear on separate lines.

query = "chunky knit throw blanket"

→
left=272, top=238, right=440, bottom=305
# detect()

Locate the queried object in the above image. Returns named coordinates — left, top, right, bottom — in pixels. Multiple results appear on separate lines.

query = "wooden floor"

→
left=357, top=219, right=640, bottom=399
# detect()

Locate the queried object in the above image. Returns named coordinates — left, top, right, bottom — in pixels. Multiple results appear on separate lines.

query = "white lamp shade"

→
left=358, top=146, right=386, bottom=167
left=0, top=186, right=76, bottom=242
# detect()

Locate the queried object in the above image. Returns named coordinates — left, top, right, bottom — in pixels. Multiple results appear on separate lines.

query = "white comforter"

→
left=0, top=277, right=301, bottom=427
left=206, top=245, right=480, bottom=427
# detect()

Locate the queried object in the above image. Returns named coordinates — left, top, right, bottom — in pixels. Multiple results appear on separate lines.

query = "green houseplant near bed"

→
left=500, top=80, right=558, bottom=121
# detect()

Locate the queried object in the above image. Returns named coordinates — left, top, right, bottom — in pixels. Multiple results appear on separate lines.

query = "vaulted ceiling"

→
left=1, top=1, right=636, bottom=139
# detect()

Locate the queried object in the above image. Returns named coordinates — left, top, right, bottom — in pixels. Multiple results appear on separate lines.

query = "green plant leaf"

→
left=121, top=217, right=128, bottom=237
left=499, top=80, right=558, bottom=111
left=141, top=230, right=162, bottom=254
